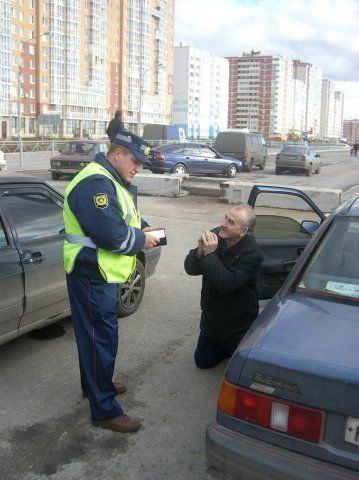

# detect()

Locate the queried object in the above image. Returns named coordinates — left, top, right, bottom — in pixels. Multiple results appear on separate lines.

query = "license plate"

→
left=345, top=416, right=359, bottom=445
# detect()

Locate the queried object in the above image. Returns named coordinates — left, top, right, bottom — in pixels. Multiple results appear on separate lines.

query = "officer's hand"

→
left=201, top=230, right=218, bottom=255
left=143, top=232, right=160, bottom=249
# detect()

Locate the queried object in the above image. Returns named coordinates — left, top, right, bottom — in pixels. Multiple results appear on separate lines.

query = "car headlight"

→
left=80, top=162, right=86, bottom=167
left=52, top=161, right=60, bottom=167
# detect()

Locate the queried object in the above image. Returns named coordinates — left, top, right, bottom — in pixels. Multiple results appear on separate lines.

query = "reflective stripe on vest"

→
left=63, top=162, right=141, bottom=283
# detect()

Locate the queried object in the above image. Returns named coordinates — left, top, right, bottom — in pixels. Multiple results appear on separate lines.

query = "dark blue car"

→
left=148, top=142, right=243, bottom=177
left=206, top=186, right=359, bottom=480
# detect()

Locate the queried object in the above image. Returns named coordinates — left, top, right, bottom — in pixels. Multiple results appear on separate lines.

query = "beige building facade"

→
left=0, top=0, right=174, bottom=139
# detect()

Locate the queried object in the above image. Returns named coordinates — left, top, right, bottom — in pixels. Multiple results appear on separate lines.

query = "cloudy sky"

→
left=175, top=0, right=359, bottom=118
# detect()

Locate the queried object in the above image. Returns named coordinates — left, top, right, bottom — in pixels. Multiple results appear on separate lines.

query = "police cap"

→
left=113, top=130, right=151, bottom=166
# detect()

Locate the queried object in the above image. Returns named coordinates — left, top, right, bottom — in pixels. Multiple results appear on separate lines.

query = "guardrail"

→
left=0, top=140, right=69, bottom=167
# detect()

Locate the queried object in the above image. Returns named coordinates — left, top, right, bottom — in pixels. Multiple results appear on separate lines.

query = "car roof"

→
left=0, top=174, right=47, bottom=185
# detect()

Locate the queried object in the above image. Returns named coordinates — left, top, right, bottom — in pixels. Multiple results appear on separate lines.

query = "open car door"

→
left=248, top=185, right=325, bottom=299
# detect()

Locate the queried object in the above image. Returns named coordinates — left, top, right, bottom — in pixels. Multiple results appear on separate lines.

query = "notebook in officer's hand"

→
left=150, top=229, right=167, bottom=246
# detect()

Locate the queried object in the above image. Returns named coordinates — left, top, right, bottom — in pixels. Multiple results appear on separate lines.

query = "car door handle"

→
left=185, top=156, right=190, bottom=159
left=21, top=250, right=43, bottom=265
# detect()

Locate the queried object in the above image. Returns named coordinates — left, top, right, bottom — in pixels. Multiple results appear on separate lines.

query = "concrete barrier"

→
left=220, top=180, right=342, bottom=212
left=132, top=173, right=187, bottom=197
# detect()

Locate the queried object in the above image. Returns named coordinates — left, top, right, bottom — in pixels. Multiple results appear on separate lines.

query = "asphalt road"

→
left=5, top=148, right=359, bottom=202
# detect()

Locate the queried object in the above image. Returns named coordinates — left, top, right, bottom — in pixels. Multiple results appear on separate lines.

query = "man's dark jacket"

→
left=184, top=229, right=263, bottom=348
left=106, top=117, right=125, bottom=142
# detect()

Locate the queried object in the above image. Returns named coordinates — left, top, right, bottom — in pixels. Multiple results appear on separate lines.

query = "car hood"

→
left=234, top=293, right=359, bottom=415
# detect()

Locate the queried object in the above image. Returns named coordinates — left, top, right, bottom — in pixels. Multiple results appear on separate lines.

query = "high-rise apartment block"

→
left=343, top=118, right=359, bottom=141
left=227, top=52, right=293, bottom=140
left=0, top=0, right=174, bottom=139
left=172, top=45, right=229, bottom=138
left=320, top=79, right=344, bottom=139
left=292, top=60, right=322, bottom=136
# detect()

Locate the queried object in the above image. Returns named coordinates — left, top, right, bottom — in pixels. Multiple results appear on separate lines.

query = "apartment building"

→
left=0, top=0, right=174, bottom=139
left=343, top=118, right=359, bottom=141
left=320, top=79, right=344, bottom=139
left=227, top=52, right=293, bottom=140
left=292, top=60, right=322, bottom=137
left=172, top=45, right=229, bottom=138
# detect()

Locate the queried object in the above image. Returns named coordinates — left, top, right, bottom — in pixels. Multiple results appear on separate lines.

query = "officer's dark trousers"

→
left=66, top=273, right=123, bottom=421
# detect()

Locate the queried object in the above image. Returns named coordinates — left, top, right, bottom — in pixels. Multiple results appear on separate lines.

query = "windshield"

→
left=61, top=143, right=95, bottom=155
left=298, top=218, right=359, bottom=301
left=282, top=146, right=308, bottom=154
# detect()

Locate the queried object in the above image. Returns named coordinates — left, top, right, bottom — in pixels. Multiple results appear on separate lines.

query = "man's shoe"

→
left=82, top=382, right=126, bottom=399
left=92, top=414, right=141, bottom=432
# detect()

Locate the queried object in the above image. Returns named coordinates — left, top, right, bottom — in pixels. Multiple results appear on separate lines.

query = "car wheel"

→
left=226, top=164, right=237, bottom=178
left=245, top=159, right=253, bottom=172
left=305, top=164, right=312, bottom=177
left=258, top=161, right=266, bottom=170
left=118, top=259, right=145, bottom=317
left=315, top=163, right=321, bottom=174
left=51, top=172, right=61, bottom=180
left=172, top=163, right=187, bottom=175
left=275, top=166, right=282, bottom=175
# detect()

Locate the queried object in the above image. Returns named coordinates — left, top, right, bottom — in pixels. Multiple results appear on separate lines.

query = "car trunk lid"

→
left=238, top=293, right=359, bottom=416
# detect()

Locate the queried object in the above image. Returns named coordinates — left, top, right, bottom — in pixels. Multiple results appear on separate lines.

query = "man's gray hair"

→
left=232, top=203, right=256, bottom=232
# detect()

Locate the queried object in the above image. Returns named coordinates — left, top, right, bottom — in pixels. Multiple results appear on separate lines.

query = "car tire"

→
left=172, top=163, right=187, bottom=175
left=118, top=259, right=145, bottom=317
left=226, top=164, right=237, bottom=178
left=51, top=172, right=61, bottom=180
left=275, top=166, right=282, bottom=175
left=245, top=159, right=253, bottom=172
left=305, top=164, right=312, bottom=177
left=315, top=163, right=321, bottom=174
left=258, top=160, right=266, bottom=170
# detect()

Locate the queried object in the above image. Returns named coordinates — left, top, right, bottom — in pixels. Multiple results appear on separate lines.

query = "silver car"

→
left=275, top=145, right=321, bottom=176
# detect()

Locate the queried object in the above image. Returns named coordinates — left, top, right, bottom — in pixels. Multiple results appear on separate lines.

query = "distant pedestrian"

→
left=106, top=110, right=125, bottom=142
left=354, top=143, right=359, bottom=157
left=350, top=145, right=354, bottom=156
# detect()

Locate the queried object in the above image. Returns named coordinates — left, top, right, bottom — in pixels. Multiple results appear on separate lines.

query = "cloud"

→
left=175, top=0, right=359, bottom=117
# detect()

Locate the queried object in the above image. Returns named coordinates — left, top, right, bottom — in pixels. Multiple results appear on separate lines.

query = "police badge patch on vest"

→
left=93, top=193, right=109, bottom=209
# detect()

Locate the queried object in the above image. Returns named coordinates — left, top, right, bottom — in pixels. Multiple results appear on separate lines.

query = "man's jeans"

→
left=194, top=330, right=238, bottom=369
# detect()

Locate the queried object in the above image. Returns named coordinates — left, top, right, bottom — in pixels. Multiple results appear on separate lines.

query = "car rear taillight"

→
left=275, top=153, right=280, bottom=162
left=155, top=152, right=165, bottom=161
left=301, top=155, right=306, bottom=161
left=217, top=380, right=324, bottom=443
left=243, top=150, right=247, bottom=159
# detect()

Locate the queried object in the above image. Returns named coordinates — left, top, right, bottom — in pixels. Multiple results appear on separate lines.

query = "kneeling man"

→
left=184, top=204, right=263, bottom=369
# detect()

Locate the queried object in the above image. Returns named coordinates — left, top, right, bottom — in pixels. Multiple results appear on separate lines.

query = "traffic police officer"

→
left=63, top=130, right=161, bottom=432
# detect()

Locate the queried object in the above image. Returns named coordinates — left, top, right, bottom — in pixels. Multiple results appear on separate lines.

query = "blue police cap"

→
left=113, top=130, right=151, bottom=166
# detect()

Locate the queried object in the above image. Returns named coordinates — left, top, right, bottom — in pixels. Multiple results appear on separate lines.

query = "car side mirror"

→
left=315, top=153, right=320, bottom=158
left=300, top=220, right=320, bottom=235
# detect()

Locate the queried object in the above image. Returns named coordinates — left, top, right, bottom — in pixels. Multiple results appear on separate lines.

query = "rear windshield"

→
left=298, top=218, right=359, bottom=301
left=282, top=146, right=308, bottom=154
left=62, top=143, right=95, bottom=155
left=215, top=132, right=246, bottom=150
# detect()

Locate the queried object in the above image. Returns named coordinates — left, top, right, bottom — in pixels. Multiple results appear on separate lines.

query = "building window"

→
left=30, top=74, right=35, bottom=84
left=29, top=104, right=35, bottom=113
left=29, top=44, right=35, bottom=55
left=29, top=15, right=34, bottom=24
left=30, top=60, right=35, bottom=69
left=19, top=11, right=23, bottom=21
left=29, top=89, right=35, bottom=98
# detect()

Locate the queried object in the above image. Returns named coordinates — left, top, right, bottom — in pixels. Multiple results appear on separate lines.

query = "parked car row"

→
left=0, top=175, right=161, bottom=346
left=47, top=133, right=324, bottom=180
